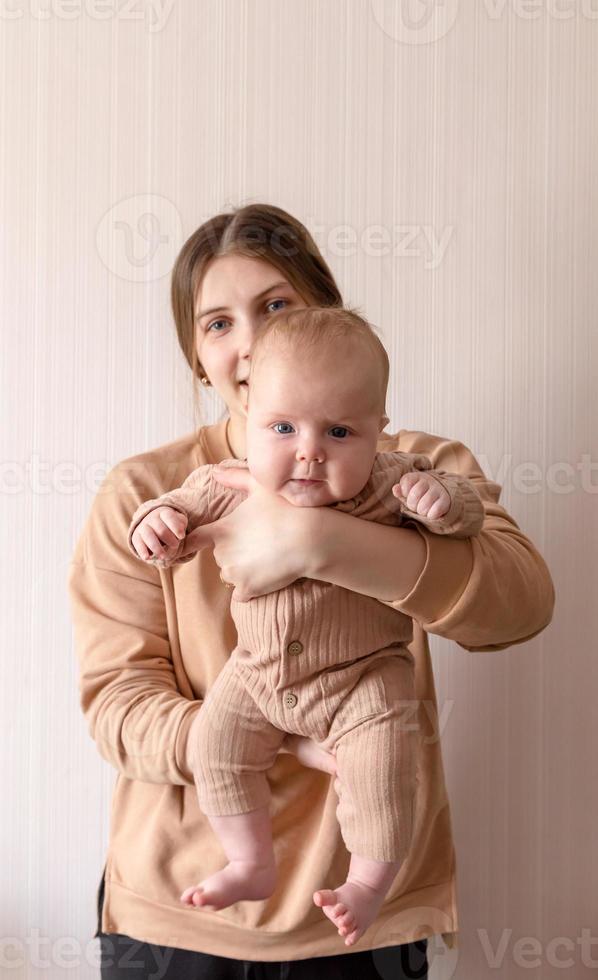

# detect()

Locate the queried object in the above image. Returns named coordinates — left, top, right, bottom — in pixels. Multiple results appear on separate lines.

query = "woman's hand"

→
left=187, top=718, right=340, bottom=795
left=278, top=733, right=338, bottom=781
left=180, top=466, right=319, bottom=601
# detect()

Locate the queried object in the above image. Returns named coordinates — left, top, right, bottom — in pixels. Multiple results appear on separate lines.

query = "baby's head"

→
left=245, top=307, right=390, bottom=506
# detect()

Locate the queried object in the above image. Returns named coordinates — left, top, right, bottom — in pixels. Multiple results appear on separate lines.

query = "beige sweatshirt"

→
left=67, top=419, right=555, bottom=960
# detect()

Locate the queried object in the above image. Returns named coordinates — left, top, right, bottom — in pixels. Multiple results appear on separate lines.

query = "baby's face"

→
left=245, top=352, right=387, bottom=506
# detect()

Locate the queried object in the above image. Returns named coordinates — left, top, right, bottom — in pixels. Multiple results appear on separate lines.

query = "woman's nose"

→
left=237, top=319, right=262, bottom=357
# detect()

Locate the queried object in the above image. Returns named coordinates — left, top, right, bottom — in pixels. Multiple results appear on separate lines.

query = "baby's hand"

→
left=131, top=506, right=188, bottom=562
left=392, top=472, right=450, bottom=520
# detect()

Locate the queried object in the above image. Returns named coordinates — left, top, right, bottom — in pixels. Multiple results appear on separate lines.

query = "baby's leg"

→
left=181, top=651, right=286, bottom=911
left=181, top=803, right=277, bottom=911
left=314, top=653, right=417, bottom=945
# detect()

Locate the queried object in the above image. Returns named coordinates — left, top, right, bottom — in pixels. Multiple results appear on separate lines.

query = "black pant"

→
left=96, top=873, right=428, bottom=979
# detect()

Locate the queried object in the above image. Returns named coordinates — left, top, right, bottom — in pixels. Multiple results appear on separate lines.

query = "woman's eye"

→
left=273, top=422, right=294, bottom=435
left=206, top=300, right=285, bottom=332
left=330, top=427, right=350, bottom=439
left=266, top=299, right=287, bottom=314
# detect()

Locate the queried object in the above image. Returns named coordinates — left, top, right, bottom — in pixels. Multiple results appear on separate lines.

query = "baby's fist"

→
left=131, top=506, right=188, bottom=562
left=393, top=472, right=450, bottom=520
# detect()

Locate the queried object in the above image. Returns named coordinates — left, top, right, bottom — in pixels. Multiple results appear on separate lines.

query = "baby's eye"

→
left=330, top=426, right=350, bottom=439
left=273, top=422, right=295, bottom=435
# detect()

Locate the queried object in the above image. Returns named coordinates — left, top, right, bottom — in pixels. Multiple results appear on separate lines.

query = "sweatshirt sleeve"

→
left=67, top=460, right=201, bottom=786
left=127, top=463, right=213, bottom=569
left=379, top=435, right=555, bottom=652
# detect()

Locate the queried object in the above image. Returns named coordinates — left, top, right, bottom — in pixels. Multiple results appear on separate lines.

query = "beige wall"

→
left=2, top=1, right=596, bottom=977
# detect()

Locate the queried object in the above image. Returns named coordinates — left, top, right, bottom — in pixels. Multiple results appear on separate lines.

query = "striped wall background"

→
left=1, top=2, right=595, bottom=976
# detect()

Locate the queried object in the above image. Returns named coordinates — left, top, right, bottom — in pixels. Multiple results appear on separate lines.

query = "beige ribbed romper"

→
left=128, top=451, right=484, bottom=863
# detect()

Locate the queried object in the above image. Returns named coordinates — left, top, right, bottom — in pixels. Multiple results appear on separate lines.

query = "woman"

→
left=68, top=203, right=554, bottom=979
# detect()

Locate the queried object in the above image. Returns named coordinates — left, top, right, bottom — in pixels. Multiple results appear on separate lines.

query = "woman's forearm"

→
left=305, top=507, right=427, bottom=603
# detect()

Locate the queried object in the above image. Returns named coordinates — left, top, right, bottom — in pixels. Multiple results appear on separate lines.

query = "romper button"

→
left=287, top=640, right=303, bottom=656
left=284, top=692, right=298, bottom=708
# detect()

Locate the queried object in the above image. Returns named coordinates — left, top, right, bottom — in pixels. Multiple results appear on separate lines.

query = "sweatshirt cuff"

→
left=381, top=523, right=474, bottom=627
left=174, top=703, right=203, bottom=785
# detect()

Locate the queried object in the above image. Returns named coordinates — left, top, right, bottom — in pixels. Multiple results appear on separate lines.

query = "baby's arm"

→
left=127, top=464, right=213, bottom=568
left=391, top=454, right=485, bottom=538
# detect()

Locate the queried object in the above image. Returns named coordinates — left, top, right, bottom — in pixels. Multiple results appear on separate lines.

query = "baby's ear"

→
left=379, top=414, right=390, bottom=431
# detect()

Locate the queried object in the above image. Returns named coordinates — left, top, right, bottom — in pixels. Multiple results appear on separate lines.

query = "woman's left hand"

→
left=182, top=465, right=318, bottom=601
left=278, top=734, right=337, bottom=776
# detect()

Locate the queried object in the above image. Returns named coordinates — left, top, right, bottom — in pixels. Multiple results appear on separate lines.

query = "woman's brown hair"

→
left=170, top=203, right=344, bottom=426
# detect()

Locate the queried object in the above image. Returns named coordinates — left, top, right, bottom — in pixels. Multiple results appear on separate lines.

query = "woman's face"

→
left=194, top=254, right=310, bottom=421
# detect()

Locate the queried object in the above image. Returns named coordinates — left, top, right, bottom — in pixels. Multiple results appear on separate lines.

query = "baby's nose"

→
left=297, top=448, right=324, bottom=463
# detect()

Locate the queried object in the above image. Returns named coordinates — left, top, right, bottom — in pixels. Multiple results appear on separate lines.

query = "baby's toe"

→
left=313, top=889, right=337, bottom=907
left=338, top=910, right=354, bottom=930
left=330, top=904, right=347, bottom=922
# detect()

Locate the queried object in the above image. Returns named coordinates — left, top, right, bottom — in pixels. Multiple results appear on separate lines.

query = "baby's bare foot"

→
left=313, top=880, right=386, bottom=947
left=180, top=861, right=276, bottom=912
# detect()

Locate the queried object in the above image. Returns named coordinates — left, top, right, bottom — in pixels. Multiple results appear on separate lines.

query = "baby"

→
left=128, top=307, right=484, bottom=947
